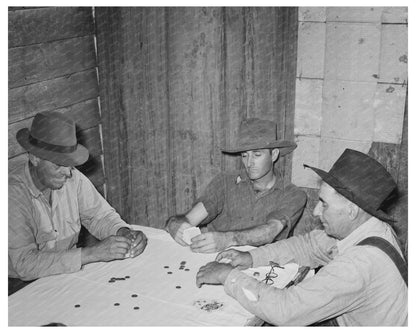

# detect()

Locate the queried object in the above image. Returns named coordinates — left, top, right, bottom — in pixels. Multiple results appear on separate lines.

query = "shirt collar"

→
left=237, top=168, right=282, bottom=191
left=337, top=217, right=384, bottom=255
left=23, top=161, right=43, bottom=198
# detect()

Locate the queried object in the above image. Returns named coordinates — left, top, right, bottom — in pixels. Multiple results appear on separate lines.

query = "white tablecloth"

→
left=8, top=226, right=305, bottom=326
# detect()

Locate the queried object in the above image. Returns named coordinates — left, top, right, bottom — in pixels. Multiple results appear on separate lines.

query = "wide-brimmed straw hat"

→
left=304, top=149, right=397, bottom=223
left=221, top=118, right=297, bottom=156
left=16, top=111, right=89, bottom=167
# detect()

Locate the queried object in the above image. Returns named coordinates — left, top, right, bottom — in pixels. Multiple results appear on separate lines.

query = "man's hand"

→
left=196, top=261, right=234, bottom=288
left=190, top=231, right=232, bottom=253
left=82, top=235, right=132, bottom=265
left=215, top=249, right=253, bottom=270
left=116, top=228, right=148, bottom=258
left=165, top=215, right=192, bottom=246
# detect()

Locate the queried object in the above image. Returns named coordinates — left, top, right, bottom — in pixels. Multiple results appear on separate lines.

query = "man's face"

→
left=34, top=158, right=73, bottom=190
left=241, top=149, right=277, bottom=181
left=313, top=182, right=352, bottom=240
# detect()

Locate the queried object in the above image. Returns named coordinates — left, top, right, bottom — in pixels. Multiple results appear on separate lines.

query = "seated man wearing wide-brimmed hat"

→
left=165, top=118, right=307, bottom=253
left=9, top=111, right=148, bottom=288
left=196, top=149, right=407, bottom=326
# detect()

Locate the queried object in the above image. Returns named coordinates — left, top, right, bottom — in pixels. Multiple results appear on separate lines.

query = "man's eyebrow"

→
left=318, top=197, right=325, bottom=203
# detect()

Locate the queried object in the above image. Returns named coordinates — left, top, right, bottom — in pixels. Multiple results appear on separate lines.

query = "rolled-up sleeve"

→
left=76, top=171, right=130, bottom=239
left=8, top=186, right=81, bottom=280
left=224, top=254, right=366, bottom=326
left=249, top=230, right=337, bottom=268
left=266, top=184, right=307, bottom=240
left=195, top=173, right=226, bottom=224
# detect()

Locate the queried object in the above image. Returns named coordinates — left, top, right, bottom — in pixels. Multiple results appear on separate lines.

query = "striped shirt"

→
left=8, top=158, right=130, bottom=281
left=197, top=170, right=306, bottom=241
left=224, top=217, right=407, bottom=326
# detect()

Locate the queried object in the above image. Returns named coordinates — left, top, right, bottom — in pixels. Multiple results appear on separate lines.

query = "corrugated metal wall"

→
left=95, top=7, right=298, bottom=228
left=8, top=7, right=105, bottom=193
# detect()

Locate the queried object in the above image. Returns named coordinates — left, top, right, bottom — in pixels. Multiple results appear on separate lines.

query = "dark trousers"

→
left=8, top=277, right=35, bottom=296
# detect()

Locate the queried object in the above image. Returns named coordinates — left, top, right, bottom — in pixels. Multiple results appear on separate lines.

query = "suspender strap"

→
left=357, top=236, right=408, bottom=286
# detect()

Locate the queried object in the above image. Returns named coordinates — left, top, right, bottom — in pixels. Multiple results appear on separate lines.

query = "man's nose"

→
left=60, top=166, right=72, bottom=178
left=313, top=202, right=322, bottom=217
left=247, top=155, right=255, bottom=167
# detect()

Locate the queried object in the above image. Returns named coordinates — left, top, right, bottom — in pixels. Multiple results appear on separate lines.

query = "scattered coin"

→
left=74, top=304, right=80, bottom=308
left=185, top=268, right=190, bottom=271
left=114, top=303, right=120, bottom=306
left=133, top=306, right=140, bottom=310
left=131, top=294, right=138, bottom=298
left=167, top=271, right=172, bottom=274
left=176, top=286, right=181, bottom=289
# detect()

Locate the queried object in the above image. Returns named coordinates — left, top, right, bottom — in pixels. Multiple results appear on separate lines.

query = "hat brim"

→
left=304, top=164, right=395, bottom=223
left=16, top=128, right=89, bottom=167
left=222, top=140, right=297, bottom=156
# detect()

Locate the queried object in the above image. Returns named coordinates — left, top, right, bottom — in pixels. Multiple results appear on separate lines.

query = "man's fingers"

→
left=175, top=236, right=188, bottom=247
left=130, top=240, right=147, bottom=257
left=215, top=250, right=234, bottom=262
left=196, top=276, right=203, bottom=288
left=190, top=234, right=205, bottom=242
left=191, top=243, right=216, bottom=253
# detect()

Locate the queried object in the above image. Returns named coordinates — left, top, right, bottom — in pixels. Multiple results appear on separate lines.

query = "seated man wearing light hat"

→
left=9, top=111, right=147, bottom=289
left=196, top=149, right=407, bottom=326
left=165, top=118, right=307, bottom=253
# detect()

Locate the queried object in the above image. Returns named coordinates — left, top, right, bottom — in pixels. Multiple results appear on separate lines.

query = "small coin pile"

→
left=108, top=275, right=130, bottom=283
left=194, top=299, right=224, bottom=312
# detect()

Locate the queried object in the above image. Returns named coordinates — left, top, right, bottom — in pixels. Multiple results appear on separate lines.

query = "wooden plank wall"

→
left=8, top=7, right=105, bottom=194
left=95, top=7, right=298, bottom=228
left=368, top=91, right=408, bottom=258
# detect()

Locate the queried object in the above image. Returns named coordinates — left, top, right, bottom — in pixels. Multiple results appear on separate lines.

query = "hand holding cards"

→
left=183, top=227, right=201, bottom=245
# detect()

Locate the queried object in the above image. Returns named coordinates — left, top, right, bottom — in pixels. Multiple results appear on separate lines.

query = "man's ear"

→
left=348, top=202, right=360, bottom=220
left=271, top=148, right=280, bottom=162
left=28, top=153, right=40, bottom=166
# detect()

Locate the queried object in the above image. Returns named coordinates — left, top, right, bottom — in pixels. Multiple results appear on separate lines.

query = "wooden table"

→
left=8, top=225, right=303, bottom=326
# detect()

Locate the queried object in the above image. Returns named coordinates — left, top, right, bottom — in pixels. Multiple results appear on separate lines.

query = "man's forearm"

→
left=81, top=246, right=98, bottom=266
left=9, top=247, right=82, bottom=281
left=228, top=219, right=285, bottom=247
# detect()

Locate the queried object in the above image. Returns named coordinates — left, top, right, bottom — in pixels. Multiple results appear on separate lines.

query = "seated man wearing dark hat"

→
left=165, top=118, right=307, bottom=253
left=9, top=111, right=147, bottom=288
left=195, top=149, right=407, bottom=326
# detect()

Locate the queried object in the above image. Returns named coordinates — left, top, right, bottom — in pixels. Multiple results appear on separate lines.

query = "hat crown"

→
left=238, top=118, right=277, bottom=147
left=329, top=149, right=397, bottom=210
left=30, top=112, right=77, bottom=146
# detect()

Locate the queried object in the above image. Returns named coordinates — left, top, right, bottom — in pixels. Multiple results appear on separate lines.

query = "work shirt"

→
left=224, top=217, right=407, bottom=326
left=197, top=170, right=306, bottom=241
left=8, top=159, right=130, bottom=281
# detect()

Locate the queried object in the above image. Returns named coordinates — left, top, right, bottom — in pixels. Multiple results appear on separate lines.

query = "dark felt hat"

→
left=16, top=111, right=89, bottom=167
left=221, top=118, right=297, bottom=156
left=304, top=149, right=397, bottom=223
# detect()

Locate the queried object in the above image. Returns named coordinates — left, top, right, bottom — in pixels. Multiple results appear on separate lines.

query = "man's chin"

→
left=52, top=182, right=66, bottom=190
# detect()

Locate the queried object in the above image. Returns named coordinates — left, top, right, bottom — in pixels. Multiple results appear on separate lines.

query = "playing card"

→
left=183, top=227, right=201, bottom=245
